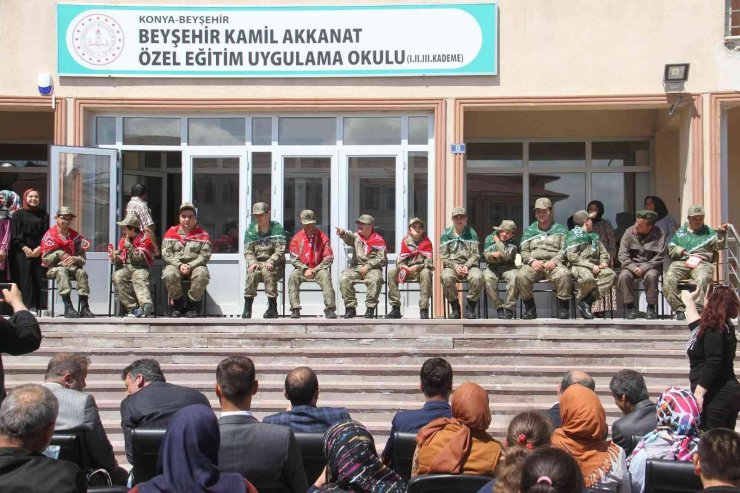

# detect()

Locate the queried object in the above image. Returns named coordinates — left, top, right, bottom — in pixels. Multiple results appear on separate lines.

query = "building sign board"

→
left=57, top=3, right=498, bottom=77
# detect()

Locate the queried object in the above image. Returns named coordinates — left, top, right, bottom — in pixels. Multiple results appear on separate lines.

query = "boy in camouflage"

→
left=109, top=214, right=155, bottom=318
left=243, top=202, right=286, bottom=319
left=440, top=207, right=482, bottom=319
left=386, top=217, right=434, bottom=319
left=483, top=220, right=519, bottom=319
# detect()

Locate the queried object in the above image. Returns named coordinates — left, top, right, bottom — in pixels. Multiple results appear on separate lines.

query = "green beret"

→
left=636, top=210, right=657, bottom=221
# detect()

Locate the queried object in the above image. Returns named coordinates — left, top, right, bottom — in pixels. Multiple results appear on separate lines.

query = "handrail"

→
left=720, top=223, right=739, bottom=293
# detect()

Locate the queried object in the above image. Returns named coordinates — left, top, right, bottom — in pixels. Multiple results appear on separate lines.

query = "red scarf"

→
left=289, top=228, right=333, bottom=269
left=163, top=225, right=211, bottom=245
left=118, top=232, right=155, bottom=267
left=357, top=230, right=386, bottom=256
left=41, top=225, right=89, bottom=259
left=399, top=234, right=433, bottom=262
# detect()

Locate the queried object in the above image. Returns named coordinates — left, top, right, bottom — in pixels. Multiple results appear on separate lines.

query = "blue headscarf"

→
left=138, top=404, right=246, bottom=493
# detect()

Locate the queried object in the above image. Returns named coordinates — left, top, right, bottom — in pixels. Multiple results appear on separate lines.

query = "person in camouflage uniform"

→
left=109, top=214, right=156, bottom=318
left=337, top=214, right=387, bottom=319
left=386, top=217, right=434, bottom=319
left=243, top=202, right=286, bottom=319
left=440, top=207, right=482, bottom=319
left=483, top=220, right=519, bottom=319
left=287, top=209, right=336, bottom=319
left=564, top=210, right=617, bottom=319
left=41, top=207, right=93, bottom=318
left=516, top=197, right=572, bottom=319
left=161, top=202, right=211, bottom=318
left=663, top=204, right=729, bottom=320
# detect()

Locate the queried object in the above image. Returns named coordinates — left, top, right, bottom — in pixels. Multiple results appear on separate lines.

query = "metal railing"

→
left=720, top=223, right=740, bottom=294
left=726, top=0, right=740, bottom=43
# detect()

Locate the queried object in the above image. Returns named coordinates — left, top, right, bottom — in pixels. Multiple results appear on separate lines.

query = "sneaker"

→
left=126, top=311, right=138, bottom=318
left=132, top=308, right=144, bottom=318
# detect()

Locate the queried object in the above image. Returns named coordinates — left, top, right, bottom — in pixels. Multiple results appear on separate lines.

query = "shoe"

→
left=140, top=303, right=154, bottom=318
left=675, top=311, right=686, bottom=321
left=344, top=307, right=356, bottom=319
left=521, top=298, right=537, bottom=320
left=290, top=309, right=301, bottom=319
left=497, top=308, right=505, bottom=319
left=184, top=299, right=199, bottom=318
left=503, top=309, right=515, bottom=319
left=62, top=294, right=79, bottom=318
left=324, top=307, right=337, bottom=319
left=420, top=308, right=429, bottom=319
left=577, top=294, right=595, bottom=320
left=464, top=300, right=477, bottom=319
left=624, top=304, right=637, bottom=320
left=364, top=307, right=376, bottom=319
left=447, top=300, right=461, bottom=319
left=646, top=304, right=658, bottom=320
left=171, top=297, right=186, bottom=318
left=386, top=305, right=402, bottom=319
left=241, top=297, right=253, bottom=319
left=126, top=311, right=139, bottom=318
left=263, top=297, right=279, bottom=319
left=78, top=296, right=95, bottom=318
left=557, top=299, right=571, bottom=319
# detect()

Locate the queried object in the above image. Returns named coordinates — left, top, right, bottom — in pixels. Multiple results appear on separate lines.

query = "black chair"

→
left=645, top=458, right=703, bottom=493
left=131, top=428, right=167, bottom=485
left=49, top=432, right=88, bottom=469
left=294, top=432, right=326, bottom=484
left=108, top=264, right=158, bottom=317
left=406, top=474, right=494, bottom=493
left=387, top=431, right=417, bottom=482
left=88, top=487, right=129, bottom=493
left=44, top=278, right=81, bottom=318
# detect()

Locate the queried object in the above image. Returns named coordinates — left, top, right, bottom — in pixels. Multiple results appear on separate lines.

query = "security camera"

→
left=37, top=73, right=53, bottom=96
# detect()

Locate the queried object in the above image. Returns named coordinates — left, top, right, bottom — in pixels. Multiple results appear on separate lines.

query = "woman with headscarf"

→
left=551, top=385, right=630, bottom=493
left=0, top=190, right=19, bottom=281
left=644, top=196, right=678, bottom=244
left=412, top=381, right=503, bottom=477
left=308, top=420, right=406, bottom=493
left=627, top=387, right=701, bottom=493
left=9, top=189, right=49, bottom=311
left=130, top=404, right=257, bottom=493
left=586, top=200, right=617, bottom=317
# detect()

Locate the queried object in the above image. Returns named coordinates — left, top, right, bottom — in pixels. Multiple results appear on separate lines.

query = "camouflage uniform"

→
left=244, top=220, right=286, bottom=299
left=288, top=225, right=335, bottom=311
left=439, top=226, right=482, bottom=302
left=44, top=245, right=89, bottom=296
left=388, top=233, right=434, bottom=310
left=564, top=226, right=617, bottom=302
left=111, top=227, right=154, bottom=312
left=339, top=228, right=387, bottom=309
left=162, top=227, right=211, bottom=302
left=516, top=222, right=572, bottom=301
left=482, top=222, right=518, bottom=311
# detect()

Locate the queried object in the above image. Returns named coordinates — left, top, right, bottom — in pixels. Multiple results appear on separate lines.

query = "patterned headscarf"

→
left=0, top=190, right=20, bottom=219
left=317, top=420, right=406, bottom=493
left=629, top=387, right=701, bottom=464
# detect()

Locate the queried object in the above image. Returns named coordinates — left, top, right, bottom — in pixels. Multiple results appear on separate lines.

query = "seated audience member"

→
left=546, top=370, right=595, bottom=429
left=477, top=410, right=554, bottom=493
left=693, top=428, right=740, bottom=492
left=216, top=356, right=308, bottom=493
left=308, top=420, right=406, bottom=493
left=130, top=404, right=257, bottom=493
left=381, top=357, right=453, bottom=463
left=628, top=387, right=702, bottom=493
left=120, top=358, right=210, bottom=464
left=609, top=369, right=657, bottom=455
left=0, top=384, right=86, bottom=493
left=520, top=447, right=585, bottom=493
left=0, top=282, right=41, bottom=404
left=412, top=381, right=503, bottom=476
left=551, top=385, right=630, bottom=493
left=43, top=353, right=128, bottom=485
left=263, top=366, right=350, bottom=432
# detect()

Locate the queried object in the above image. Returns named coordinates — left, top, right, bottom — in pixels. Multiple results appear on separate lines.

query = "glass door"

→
left=49, top=146, right=118, bottom=315
left=182, top=148, right=247, bottom=316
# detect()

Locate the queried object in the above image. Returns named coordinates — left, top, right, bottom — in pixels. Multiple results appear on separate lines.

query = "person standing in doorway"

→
left=126, top=184, right=160, bottom=257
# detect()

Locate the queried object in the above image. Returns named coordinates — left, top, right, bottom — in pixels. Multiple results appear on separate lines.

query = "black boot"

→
left=78, top=296, right=95, bottom=318
left=624, top=303, right=637, bottom=320
left=577, top=294, right=595, bottom=320
left=503, top=308, right=515, bottom=319
left=675, top=311, right=686, bottom=321
left=497, top=308, right=505, bottom=319
left=62, top=294, right=79, bottom=319
left=448, top=300, right=461, bottom=319
left=364, top=307, right=376, bottom=319
left=185, top=298, right=199, bottom=318
left=263, top=297, right=278, bottom=319
left=420, top=308, right=429, bottom=319
left=464, top=299, right=477, bottom=319
left=324, top=307, right=337, bottom=319
left=386, top=305, right=402, bottom=319
left=646, top=304, right=658, bottom=320
left=290, top=309, right=301, bottom=319
left=521, top=298, right=537, bottom=320
left=241, top=297, right=253, bottom=319
left=344, top=307, right=356, bottom=319
left=171, top=297, right=187, bottom=318
left=557, top=299, right=571, bottom=319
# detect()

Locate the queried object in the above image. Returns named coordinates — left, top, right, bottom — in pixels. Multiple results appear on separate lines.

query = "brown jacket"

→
left=411, top=426, right=502, bottom=477
left=618, top=225, right=666, bottom=273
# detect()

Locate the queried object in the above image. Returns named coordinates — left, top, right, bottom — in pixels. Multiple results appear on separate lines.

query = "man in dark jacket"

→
left=609, top=369, right=656, bottom=455
left=0, top=283, right=41, bottom=405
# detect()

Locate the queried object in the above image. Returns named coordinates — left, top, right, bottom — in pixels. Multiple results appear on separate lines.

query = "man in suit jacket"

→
left=43, top=352, right=128, bottom=485
left=609, top=369, right=657, bottom=454
left=263, top=366, right=350, bottom=433
left=0, top=384, right=86, bottom=493
left=0, top=283, right=41, bottom=405
left=381, top=357, right=453, bottom=463
left=120, top=358, right=210, bottom=464
left=216, top=356, right=308, bottom=492
left=545, top=370, right=596, bottom=429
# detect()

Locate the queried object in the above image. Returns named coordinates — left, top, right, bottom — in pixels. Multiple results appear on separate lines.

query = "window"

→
left=96, top=117, right=116, bottom=145
left=343, top=117, right=401, bottom=145
left=530, top=173, right=586, bottom=226
left=252, top=117, right=272, bottom=145
left=467, top=174, right=523, bottom=247
left=349, top=156, right=396, bottom=253
left=188, top=118, right=245, bottom=146
left=123, top=118, right=181, bottom=145
left=284, top=157, right=331, bottom=238
left=408, top=151, right=428, bottom=223
left=408, top=117, right=429, bottom=145
left=529, top=142, right=585, bottom=168
left=466, top=142, right=523, bottom=169
left=250, top=152, right=272, bottom=207
left=192, top=157, right=239, bottom=250
left=278, top=117, right=336, bottom=145
left=592, top=141, right=649, bottom=167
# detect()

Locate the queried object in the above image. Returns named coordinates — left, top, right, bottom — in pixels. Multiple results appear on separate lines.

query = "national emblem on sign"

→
left=71, top=13, right=124, bottom=66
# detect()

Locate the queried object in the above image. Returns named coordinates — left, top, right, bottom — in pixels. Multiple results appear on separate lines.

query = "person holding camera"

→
left=0, top=283, right=41, bottom=405
left=682, top=284, right=739, bottom=430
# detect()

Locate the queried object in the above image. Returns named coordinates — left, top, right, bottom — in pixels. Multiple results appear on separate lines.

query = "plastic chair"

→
left=387, top=431, right=417, bottom=481
left=293, top=432, right=326, bottom=484
left=131, top=428, right=166, bottom=485
left=406, top=474, right=494, bottom=493
left=644, top=458, right=703, bottom=493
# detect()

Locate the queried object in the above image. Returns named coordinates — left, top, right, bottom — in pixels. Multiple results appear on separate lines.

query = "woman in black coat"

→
left=682, top=283, right=739, bottom=430
left=9, top=189, right=49, bottom=311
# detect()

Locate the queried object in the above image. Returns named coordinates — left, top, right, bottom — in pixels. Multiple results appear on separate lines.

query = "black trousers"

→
left=10, top=251, right=46, bottom=310
left=702, top=379, right=740, bottom=431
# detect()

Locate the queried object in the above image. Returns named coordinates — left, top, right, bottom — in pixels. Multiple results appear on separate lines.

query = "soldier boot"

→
left=448, top=300, right=461, bottom=319
left=263, top=297, right=278, bottom=319
left=522, top=298, right=537, bottom=320
left=577, top=294, right=595, bottom=320
left=386, top=305, right=402, bottom=319
left=557, top=299, right=571, bottom=319
left=242, top=297, right=253, bottom=319
left=344, top=307, right=356, bottom=319
left=503, top=308, right=515, bottom=319
left=78, top=296, right=94, bottom=318
left=675, top=311, right=686, bottom=321
left=624, top=303, right=638, bottom=320
left=364, top=307, right=376, bottom=319
left=290, top=309, right=301, bottom=319
left=171, top=297, right=187, bottom=318
left=324, top=307, right=337, bottom=319
left=464, top=300, right=477, bottom=319
left=185, top=298, right=199, bottom=318
left=497, top=308, right=505, bottom=319
left=646, top=304, right=658, bottom=320
left=420, top=308, right=429, bottom=319
left=141, top=303, right=154, bottom=318
left=62, top=294, right=79, bottom=319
